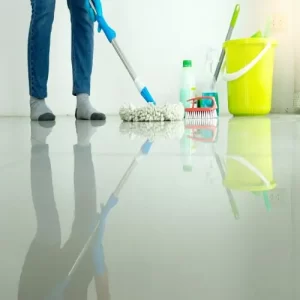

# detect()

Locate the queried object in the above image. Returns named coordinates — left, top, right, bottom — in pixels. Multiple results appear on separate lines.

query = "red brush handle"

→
left=187, top=96, right=216, bottom=108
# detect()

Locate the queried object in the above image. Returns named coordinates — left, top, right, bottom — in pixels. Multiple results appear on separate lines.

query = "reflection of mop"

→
left=214, top=152, right=240, bottom=220
left=111, top=139, right=152, bottom=198
left=46, top=139, right=153, bottom=300
left=119, top=121, right=185, bottom=141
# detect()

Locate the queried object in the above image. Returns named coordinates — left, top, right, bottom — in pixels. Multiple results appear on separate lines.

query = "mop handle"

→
left=212, top=4, right=240, bottom=88
left=88, top=0, right=156, bottom=104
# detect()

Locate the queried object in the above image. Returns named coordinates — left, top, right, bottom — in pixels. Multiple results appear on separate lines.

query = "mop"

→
left=89, top=0, right=184, bottom=122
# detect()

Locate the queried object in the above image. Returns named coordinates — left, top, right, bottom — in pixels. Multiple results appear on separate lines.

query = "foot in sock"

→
left=30, top=97, right=56, bottom=121
left=31, top=121, right=55, bottom=146
left=76, top=120, right=106, bottom=146
left=75, top=94, right=106, bottom=121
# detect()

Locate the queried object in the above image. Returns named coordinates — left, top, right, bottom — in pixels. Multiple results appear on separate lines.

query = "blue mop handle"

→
left=96, top=15, right=116, bottom=43
left=94, top=11, right=156, bottom=104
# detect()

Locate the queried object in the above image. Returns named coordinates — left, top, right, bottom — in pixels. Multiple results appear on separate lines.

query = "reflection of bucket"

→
left=223, top=117, right=276, bottom=191
left=223, top=38, right=277, bottom=116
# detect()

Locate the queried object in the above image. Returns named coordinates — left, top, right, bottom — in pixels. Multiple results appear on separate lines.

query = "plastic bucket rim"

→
left=223, top=38, right=278, bottom=48
left=223, top=179, right=277, bottom=191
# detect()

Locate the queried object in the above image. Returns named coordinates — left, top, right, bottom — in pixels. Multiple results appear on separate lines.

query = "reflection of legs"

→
left=31, top=144, right=60, bottom=243
left=62, top=142, right=98, bottom=300
left=73, top=143, right=97, bottom=231
left=30, top=122, right=60, bottom=243
left=19, top=123, right=61, bottom=299
left=75, top=120, right=105, bottom=146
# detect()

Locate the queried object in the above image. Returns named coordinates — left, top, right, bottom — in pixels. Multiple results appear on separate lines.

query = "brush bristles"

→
left=185, top=110, right=217, bottom=119
left=185, top=118, right=218, bottom=127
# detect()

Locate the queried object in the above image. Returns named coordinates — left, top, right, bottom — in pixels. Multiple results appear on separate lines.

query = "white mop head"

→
left=119, top=103, right=184, bottom=122
left=119, top=121, right=185, bottom=140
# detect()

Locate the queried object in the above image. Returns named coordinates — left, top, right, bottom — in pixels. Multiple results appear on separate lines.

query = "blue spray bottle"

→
left=202, top=48, right=220, bottom=115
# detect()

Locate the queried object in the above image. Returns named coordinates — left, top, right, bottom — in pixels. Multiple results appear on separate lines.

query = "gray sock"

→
left=76, top=94, right=106, bottom=121
left=30, top=97, right=55, bottom=121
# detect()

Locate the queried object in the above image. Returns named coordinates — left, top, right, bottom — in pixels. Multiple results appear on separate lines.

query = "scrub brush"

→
left=185, top=96, right=218, bottom=120
left=89, top=0, right=184, bottom=122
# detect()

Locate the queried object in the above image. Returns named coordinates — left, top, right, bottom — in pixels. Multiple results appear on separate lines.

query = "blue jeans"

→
left=28, top=0, right=94, bottom=99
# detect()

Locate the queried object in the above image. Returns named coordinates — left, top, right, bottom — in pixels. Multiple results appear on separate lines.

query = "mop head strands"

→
left=119, top=103, right=185, bottom=122
left=119, top=121, right=184, bottom=141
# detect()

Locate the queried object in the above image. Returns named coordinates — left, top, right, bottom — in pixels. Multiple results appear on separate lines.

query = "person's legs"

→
left=28, top=0, right=56, bottom=121
left=67, top=0, right=106, bottom=120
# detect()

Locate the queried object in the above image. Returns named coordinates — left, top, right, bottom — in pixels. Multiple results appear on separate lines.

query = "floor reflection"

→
left=18, top=121, right=112, bottom=300
left=10, top=115, right=294, bottom=300
left=120, top=117, right=278, bottom=220
left=223, top=117, right=276, bottom=217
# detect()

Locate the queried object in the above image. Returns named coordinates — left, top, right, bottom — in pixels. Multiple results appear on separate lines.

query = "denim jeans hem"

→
left=28, top=0, right=93, bottom=100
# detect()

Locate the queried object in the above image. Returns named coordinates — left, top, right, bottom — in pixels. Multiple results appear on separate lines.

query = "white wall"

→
left=268, top=0, right=295, bottom=113
left=0, top=0, right=295, bottom=116
left=293, top=0, right=300, bottom=92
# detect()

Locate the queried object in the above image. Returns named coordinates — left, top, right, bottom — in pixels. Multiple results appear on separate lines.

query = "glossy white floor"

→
left=1, top=115, right=300, bottom=300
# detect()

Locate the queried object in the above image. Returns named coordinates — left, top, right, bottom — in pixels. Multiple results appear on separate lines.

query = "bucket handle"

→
left=223, top=43, right=272, bottom=82
left=225, top=155, right=271, bottom=187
